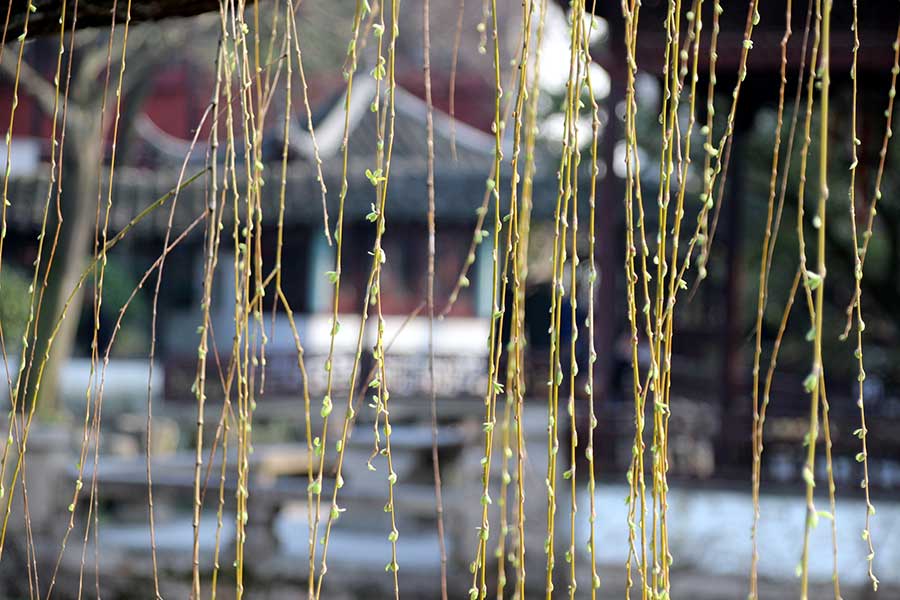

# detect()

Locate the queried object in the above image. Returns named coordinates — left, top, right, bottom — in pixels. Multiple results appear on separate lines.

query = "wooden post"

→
left=595, top=34, right=626, bottom=408
left=721, top=121, right=752, bottom=417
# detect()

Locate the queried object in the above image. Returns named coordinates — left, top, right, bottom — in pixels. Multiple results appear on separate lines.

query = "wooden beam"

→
left=563, top=0, right=900, bottom=74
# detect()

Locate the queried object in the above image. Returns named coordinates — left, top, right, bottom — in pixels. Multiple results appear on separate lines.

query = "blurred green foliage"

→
left=0, top=266, right=30, bottom=351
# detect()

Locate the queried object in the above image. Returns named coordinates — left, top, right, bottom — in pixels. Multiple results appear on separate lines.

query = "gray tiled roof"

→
left=7, top=82, right=572, bottom=233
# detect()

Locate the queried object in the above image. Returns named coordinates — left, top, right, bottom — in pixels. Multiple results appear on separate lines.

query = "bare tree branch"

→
left=72, top=20, right=208, bottom=106
left=6, top=0, right=242, bottom=39
left=0, top=52, right=70, bottom=118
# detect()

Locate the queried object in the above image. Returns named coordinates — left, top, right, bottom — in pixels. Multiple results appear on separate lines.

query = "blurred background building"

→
left=1, top=0, right=900, bottom=597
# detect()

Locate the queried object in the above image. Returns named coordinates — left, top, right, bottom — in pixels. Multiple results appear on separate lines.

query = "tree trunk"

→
left=28, top=122, right=101, bottom=418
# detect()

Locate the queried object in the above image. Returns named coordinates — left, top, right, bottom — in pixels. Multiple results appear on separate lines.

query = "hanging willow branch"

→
left=0, top=1, right=896, bottom=599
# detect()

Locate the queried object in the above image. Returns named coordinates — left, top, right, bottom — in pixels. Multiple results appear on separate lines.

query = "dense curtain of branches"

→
left=0, top=0, right=896, bottom=598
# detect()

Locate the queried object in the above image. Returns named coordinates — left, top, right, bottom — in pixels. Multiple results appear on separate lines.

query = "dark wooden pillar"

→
left=595, top=34, right=626, bottom=408
left=721, top=119, right=751, bottom=416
